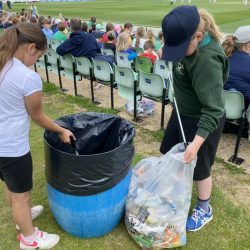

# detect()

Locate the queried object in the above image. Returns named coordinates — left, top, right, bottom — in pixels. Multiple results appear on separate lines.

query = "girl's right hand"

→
left=58, top=129, right=75, bottom=144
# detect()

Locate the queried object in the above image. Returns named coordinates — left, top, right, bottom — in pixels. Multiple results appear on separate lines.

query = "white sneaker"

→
left=19, top=228, right=60, bottom=249
left=16, top=205, right=44, bottom=230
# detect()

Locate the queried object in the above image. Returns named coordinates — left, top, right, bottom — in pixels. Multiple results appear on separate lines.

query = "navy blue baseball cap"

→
left=161, top=6, right=200, bottom=62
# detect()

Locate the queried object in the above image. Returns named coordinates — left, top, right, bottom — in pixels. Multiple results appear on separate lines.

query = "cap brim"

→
left=161, top=38, right=190, bottom=62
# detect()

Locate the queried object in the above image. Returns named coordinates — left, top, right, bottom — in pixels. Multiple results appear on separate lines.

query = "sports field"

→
left=12, top=0, right=250, bottom=32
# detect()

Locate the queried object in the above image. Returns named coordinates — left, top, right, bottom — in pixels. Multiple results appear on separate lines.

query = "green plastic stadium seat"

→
left=92, top=59, right=115, bottom=109
left=138, top=70, right=168, bottom=129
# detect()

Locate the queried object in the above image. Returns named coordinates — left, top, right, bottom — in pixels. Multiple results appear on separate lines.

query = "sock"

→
left=21, top=228, right=38, bottom=243
left=196, top=197, right=210, bottom=213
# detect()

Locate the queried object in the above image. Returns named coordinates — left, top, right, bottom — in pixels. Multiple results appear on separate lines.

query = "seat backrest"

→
left=134, top=57, right=152, bottom=73
left=247, top=106, right=250, bottom=123
left=154, top=59, right=170, bottom=80
left=60, top=54, right=74, bottom=70
left=75, top=56, right=92, bottom=76
left=224, top=90, right=245, bottom=120
left=101, top=48, right=115, bottom=57
left=135, top=47, right=144, bottom=54
left=92, top=59, right=113, bottom=82
left=115, top=65, right=137, bottom=100
left=116, top=51, right=132, bottom=68
left=47, top=48, right=58, bottom=65
left=167, top=84, right=174, bottom=103
left=139, top=70, right=165, bottom=98
left=47, top=38, right=51, bottom=48
left=51, top=39, right=61, bottom=51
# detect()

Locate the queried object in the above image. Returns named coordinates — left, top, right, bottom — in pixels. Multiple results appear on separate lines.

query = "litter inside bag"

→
left=125, top=97, right=155, bottom=118
left=125, top=143, right=196, bottom=249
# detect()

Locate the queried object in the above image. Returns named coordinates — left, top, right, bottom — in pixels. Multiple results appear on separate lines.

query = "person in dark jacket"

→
left=56, top=17, right=101, bottom=59
left=222, top=26, right=250, bottom=108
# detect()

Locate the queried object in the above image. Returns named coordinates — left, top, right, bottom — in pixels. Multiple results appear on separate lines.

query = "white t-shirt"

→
left=132, top=38, right=147, bottom=50
left=0, top=58, right=42, bottom=157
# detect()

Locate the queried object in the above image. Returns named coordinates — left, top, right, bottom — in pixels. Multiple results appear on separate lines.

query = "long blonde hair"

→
left=222, top=35, right=246, bottom=57
left=197, top=9, right=221, bottom=42
left=0, top=22, right=47, bottom=71
left=116, top=32, right=131, bottom=52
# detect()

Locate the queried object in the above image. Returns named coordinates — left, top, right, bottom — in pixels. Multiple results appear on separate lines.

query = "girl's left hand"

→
left=58, top=128, right=75, bottom=144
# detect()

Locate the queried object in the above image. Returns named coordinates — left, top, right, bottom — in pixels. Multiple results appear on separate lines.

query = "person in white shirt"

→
left=0, top=23, right=73, bottom=249
left=132, top=26, right=147, bottom=50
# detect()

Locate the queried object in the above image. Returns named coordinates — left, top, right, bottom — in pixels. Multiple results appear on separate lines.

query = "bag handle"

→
left=168, top=61, right=188, bottom=149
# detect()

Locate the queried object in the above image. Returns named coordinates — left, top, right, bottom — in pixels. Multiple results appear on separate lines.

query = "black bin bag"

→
left=44, top=112, right=135, bottom=195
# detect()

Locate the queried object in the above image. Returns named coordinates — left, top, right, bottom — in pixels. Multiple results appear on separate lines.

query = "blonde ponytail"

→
left=0, top=22, right=47, bottom=71
left=222, top=34, right=245, bottom=57
left=197, top=9, right=221, bottom=42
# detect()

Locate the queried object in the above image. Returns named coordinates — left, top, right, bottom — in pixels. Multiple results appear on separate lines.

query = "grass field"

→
left=0, top=1, right=250, bottom=249
left=0, top=84, right=249, bottom=249
left=10, top=0, right=250, bottom=32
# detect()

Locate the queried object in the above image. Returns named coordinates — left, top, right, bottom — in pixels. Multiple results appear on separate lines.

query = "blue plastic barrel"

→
left=44, top=113, right=135, bottom=238
left=46, top=170, right=132, bottom=238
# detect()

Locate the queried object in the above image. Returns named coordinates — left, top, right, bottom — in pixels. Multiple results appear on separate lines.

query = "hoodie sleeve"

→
left=56, top=39, right=76, bottom=56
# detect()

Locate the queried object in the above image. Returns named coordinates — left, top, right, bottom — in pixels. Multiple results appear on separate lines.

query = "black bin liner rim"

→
left=44, top=135, right=133, bottom=157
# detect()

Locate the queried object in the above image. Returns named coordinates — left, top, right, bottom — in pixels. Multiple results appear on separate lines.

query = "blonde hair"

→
left=196, top=9, right=221, bottom=42
left=146, top=30, right=155, bottom=44
left=0, top=22, right=47, bottom=71
left=222, top=35, right=245, bottom=57
left=116, top=32, right=131, bottom=51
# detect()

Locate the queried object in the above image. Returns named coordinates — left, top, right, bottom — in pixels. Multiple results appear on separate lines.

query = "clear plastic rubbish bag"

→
left=125, top=97, right=155, bottom=118
left=125, top=143, right=196, bottom=249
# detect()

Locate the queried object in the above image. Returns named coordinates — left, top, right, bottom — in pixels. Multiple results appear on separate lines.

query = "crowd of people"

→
left=0, top=4, right=249, bottom=250
left=0, top=9, right=164, bottom=64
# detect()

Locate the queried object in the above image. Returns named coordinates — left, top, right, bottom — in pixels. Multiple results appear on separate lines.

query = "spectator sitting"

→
left=3, top=17, right=13, bottom=29
left=146, top=29, right=155, bottom=45
left=123, top=22, right=133, bottom=35
left=103, top=31, right=116, bottom=54
left=114, top=24, right=121, bottom=37
left=139, top=40, right=158, bottom=63
left=51, top=19, right=62, bottom=33
left=38, top=16, right=45, bottom=29
left=29, top=16, right=37, bottom=24
left=81, top=21, right=88, bottom=33
left=21, top=16, right=27, bottom=23
left=42, top=19, right=54, bottom=39
left=132, top=26, right=146, bottom=49
left=52, top=22, right=67, bottom=42
left=223, top=26, right=250, bottom=108
left=102, top=22, right=114, bottom=43
left=95, top=32, right=104, bottom=49
left=12, top=17, right=20, bottom=26
left=155, top=31, right=164, bottom=52
left=56, top=17, right=101, bottom=59
left=116, top=32, right=137, bottom=60
left=91, top=23, right=105, bottom=38
left=89, top=23, right=96, bottom=33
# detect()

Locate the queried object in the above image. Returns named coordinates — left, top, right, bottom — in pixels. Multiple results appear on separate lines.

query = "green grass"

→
left=10, top=0, right=250, bottom=33
left=0, top=83, right=249, bottom=249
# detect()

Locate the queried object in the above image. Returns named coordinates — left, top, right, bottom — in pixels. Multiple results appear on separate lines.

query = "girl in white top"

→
left=132, top=26, right=147, bottom=50
left=0, top=22, right=73, bottom=249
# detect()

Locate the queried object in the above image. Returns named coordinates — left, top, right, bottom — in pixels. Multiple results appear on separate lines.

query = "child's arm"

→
left=25, top=91, right=74, bottom=143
